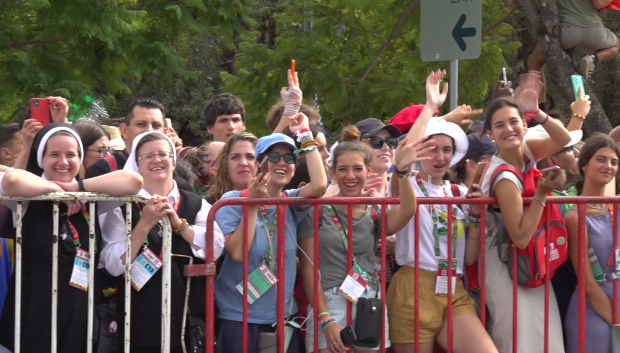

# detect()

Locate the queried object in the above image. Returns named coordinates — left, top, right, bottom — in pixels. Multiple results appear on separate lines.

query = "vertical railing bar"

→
left=276, top=204, right=286, bottom=353
left=613, top=202, right=618, bottom=325
left=205, top=205, right=216, bottom=353
left=544, top=203, right=550, bottom=353
left=446, top=203, right=453, bottom=353
left=346, top=203, right=353, bottom=326
left=161, top=215, right=172, bottom=353
left=14, top=201, right=23, bottom=353
left=414, top=209, right=420, bottom=352
left=313, top=205, right=320, bottom=352
left=242, top=204, right=249, bottom=353
left=51, top=202, right=59, bottom=353
left=577, top=203, right=587, bottom=353
left=512, top=240, right=518, bottom=353
left=380, top=202, right=387, bottom=353
left=87, top=201, right=96, bottom=353
left=124, top=202, right=132, bottom=353
left=479, top=204, right=486, bottom=326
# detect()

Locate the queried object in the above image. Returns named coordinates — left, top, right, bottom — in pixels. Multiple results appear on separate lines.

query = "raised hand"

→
left=21, top=119, right=43, bottom=149
left=47, top=96, right=69, bottom=123
left=570, top=86, right=591, bottom=118
left=443, top=104, right=482, bottom=126
left=362, top=173, right=385, bottom=197
left=466, top=183, right=483, bottom=214
left=289, top=112, right=309, bottom=134
left=492, top=80, right=514, bottom=101
left=514, top=72, right=544, bottom=114
left=281, top=69, right=302, bottom=116
left=426, top=69, right=448, bottom=110
left=394, top=136, right=435, bottom=171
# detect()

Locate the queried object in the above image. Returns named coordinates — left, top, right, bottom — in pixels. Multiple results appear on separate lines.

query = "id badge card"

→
left=615, top=249, right=620, bottom=279
left=131, top=248, right=163, bottom=291
left=435, top=259, right=457, bottom=297
left=69, top=248, right=90, bottom=291
left=339, top=263, right=371, bottom=304
left=236, top=263, right=278, bottom=304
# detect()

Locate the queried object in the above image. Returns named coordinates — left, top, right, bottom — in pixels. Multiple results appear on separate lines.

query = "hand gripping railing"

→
left=0, top=192, right=173, bottom=353
left=200, top=195, right=620, bottom=353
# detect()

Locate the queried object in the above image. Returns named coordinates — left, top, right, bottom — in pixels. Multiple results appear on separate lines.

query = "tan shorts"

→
left=560, top=26, right=618, bottom=51
left=386, top=266, right=477, bottom=343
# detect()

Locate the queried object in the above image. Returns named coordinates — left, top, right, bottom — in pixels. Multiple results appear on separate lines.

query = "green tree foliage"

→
left=221, top=0, right=521, bottom=135
left=0, top=0, right=254, bottom=123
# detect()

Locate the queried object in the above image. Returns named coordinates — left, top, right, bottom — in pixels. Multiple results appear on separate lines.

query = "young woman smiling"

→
left=214, top=113, right=327, bottom=353
left=100, top=131, right=224, bottom=352
left=0, top=123, right=142, bottom=352
left=387, top=70, right=497, bottom=353
left=297, top=126, right=432, bottom=353
left=564, top=134, right=620, bottom=353
left=480, top=72, right=571, bottom=352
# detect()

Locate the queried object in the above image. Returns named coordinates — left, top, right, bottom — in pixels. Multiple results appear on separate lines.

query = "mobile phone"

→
left=502, top=67, right=507, bottom=83
left=165, top=118, right=172, bottom=129
left=472, top=162, right=486, bottom=185
left=258, top=156, right=269, bottom=175
left=257, top=332, right=276, bottom=353
left=540, top=166, right=560, bottom=174
left=571, top=75, right=584, bottom=100
left=30, top=98, right=51, bottom=126
left=340, top=325, right=357, bottom=347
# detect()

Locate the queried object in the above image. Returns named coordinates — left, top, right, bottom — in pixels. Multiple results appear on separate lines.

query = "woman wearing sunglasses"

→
left=0, top=123, right=142, bottom=352
left=100, top=131, right=225, bottom=352
left=214, top=113, right=328, bottom=353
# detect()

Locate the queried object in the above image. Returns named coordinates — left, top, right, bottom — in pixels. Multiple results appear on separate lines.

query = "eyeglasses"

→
left=361, top=136, right=399, bottom=150
left=138, top=151, right=174, bottom=162
left=265, top=151, right=296, bottom=165
left=86, top=147, right=115, bottom=158
left=554, top=146, right=575, bottom=156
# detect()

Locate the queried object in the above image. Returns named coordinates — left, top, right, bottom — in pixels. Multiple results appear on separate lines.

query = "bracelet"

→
left=571, top=113, right=585, bottom=121
left=537, top=113, right=549, bottom=125
left=78, top=179, right=86, bottom=192
left=524, top=108, right=540, bottom=119
left=533, top=197, right=546, bottom=207
left=301, top=139, right=319, bottom=149
left=178, top=223, right=190, bottom=235
left=172, top=218, right=187, bottom=233
left=299, top=133, right=315, bottom=144
left=294, top=128, right=310, bottom=136
left=394, top=166, right=411, bottom=179
left=318, top=311, right=331, bottom=319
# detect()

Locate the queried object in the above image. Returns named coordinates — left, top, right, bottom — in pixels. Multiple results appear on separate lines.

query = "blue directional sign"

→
left=420, top=0, right=482, bottom=62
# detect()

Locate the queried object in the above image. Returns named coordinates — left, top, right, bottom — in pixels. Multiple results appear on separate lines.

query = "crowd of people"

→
left=0, top=63, right=618, bottom=353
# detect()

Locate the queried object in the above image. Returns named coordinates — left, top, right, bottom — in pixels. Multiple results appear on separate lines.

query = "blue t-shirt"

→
left=214, top=188, right=310, bottom=324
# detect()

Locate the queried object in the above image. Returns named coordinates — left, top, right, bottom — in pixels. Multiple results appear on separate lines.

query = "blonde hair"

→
left=206, top=132, right=258, bottom=200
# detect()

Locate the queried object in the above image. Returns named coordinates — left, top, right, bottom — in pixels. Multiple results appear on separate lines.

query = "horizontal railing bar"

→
left=0, top=193, right=150, bottom=202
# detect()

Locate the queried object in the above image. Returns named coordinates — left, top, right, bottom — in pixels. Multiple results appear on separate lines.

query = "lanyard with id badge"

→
left=417, top=179, right=460, bottom=297
left=130, top=192, right=179, bottom=291
left=65, top=206, right=94, bottom=291
left=236, top=195, right=284, bottom=304
left=589, top=205, right=620, bottom=284
left=325, top=205, right=376, bottom=304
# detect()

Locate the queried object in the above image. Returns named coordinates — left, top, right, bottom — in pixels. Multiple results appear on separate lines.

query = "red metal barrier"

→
left=201, top=195, right=620, bottom=353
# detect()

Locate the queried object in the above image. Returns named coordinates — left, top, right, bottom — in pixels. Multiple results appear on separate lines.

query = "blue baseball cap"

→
left=256, top=133, right=297, bottom=155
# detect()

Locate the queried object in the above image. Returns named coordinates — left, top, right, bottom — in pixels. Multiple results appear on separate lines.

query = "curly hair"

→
left=206, top=132, right=258, bottom=200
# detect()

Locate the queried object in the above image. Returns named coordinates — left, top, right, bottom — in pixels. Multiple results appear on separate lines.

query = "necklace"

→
left=586, top=204, right=605, bottom=210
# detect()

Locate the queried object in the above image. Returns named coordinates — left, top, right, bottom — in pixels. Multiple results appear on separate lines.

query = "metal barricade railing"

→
left=0, top=192, right=173, bottom=353
left=203, top=196, right=620, bottom=353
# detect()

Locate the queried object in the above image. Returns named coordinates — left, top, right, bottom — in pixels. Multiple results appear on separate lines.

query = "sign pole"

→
left=450, top=59, right=458, bottom=111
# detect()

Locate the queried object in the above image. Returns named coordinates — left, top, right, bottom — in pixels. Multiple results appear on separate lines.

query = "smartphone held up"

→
left=30, top=98, right=51, bottom=126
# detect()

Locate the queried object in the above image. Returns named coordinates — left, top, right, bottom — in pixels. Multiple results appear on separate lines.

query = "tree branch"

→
left=385, top=50, right=420, bottom=67
left=10, top=36, right=69, bottom=48
left=482, top=7, right=517, bottom=39
left=326, top=0, right=420, bottom=124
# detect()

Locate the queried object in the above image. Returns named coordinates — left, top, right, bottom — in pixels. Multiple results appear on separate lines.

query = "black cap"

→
left=355, top=118, right=401, bottom=138
left=464, top=134, right=497, bottom=160
left=467, top=120, right=485, bottom=134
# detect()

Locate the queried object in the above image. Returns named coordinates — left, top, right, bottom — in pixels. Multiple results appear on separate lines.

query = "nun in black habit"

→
left=0, top=123, right=142, bottom=352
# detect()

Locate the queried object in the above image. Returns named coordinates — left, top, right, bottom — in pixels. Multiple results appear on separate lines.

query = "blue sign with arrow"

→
left=420, top=0, right=482, bottom=62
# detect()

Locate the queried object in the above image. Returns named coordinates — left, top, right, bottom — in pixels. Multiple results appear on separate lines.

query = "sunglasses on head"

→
left=265, top=151, right=296, bottom=164
left=362, top=136, right=399, bottom=150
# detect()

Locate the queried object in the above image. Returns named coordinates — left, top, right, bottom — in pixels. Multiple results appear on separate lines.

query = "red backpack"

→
left=489, top=155, right=568, bottom=288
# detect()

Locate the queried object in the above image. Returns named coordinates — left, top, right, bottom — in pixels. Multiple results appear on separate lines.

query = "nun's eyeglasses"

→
left=138, top=152, right=174, bottom=162
left=86, top=147, right=115, bottom=158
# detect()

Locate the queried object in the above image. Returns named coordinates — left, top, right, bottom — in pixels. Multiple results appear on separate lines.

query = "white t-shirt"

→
left=389, top=176, right=469, bottom=274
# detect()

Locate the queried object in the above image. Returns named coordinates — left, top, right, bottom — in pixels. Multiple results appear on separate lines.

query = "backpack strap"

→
left=371, top=207, right=379, bottom=238
left=450, top=183, right=464, bottom=211
left=104, top=155, right=117, bottom=172
left=489, top=164, right=524, bottom=197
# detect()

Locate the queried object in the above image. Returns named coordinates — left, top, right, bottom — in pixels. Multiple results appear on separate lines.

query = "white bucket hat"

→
left=524, top=125, right=582, bottom=150
left=423, top=117, right=469, bottom=167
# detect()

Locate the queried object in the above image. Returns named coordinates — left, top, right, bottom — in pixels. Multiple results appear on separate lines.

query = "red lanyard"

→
left=603, top=204, right=617, bottom=277
left=66, top=205, right=93, bottom=251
